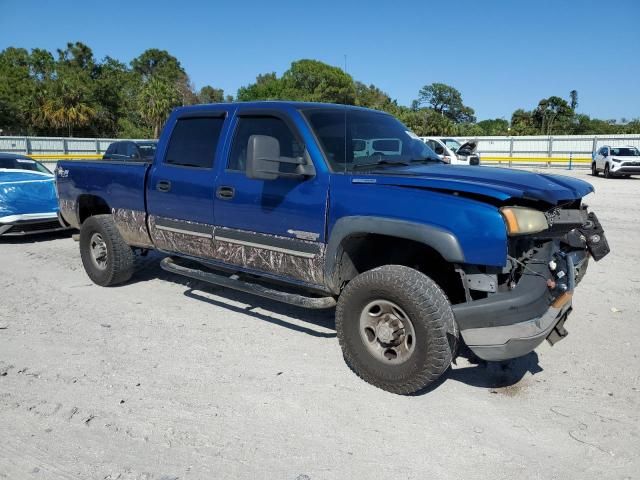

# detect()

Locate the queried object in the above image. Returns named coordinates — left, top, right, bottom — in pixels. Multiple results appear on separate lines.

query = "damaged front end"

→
left=452, top=202, right=610, bottom=361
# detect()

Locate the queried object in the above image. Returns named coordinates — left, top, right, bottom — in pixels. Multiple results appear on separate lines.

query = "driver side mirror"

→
left=246, top=135, right=315, bottom=180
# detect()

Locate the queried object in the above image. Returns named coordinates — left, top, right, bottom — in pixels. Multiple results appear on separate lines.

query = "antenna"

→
left=343, top=54, right=348, bottom=173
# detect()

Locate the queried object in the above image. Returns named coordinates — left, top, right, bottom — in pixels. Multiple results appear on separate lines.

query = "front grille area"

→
left=4, top=220, right=64, bottom=235
left=622, top=161, right=640, bottom=166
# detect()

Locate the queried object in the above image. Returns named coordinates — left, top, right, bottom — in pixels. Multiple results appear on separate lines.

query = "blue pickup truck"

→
left=56, top=101, right=609, bottom=394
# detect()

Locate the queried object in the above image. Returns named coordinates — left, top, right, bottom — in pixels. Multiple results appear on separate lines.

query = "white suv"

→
left=592, top=145, right=640, bottom=178
left=420, top=137, right=480, bottom=165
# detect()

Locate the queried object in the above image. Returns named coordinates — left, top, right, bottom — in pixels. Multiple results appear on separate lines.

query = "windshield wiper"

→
left=408, top=157, right=446, bottom=165
left=351, top=160, right=412, bottom=170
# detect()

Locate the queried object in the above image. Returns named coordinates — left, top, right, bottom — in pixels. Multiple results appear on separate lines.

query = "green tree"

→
left=40, top=71, right=97, bottom=136
left=416, top=83, right=476, bottom=123
left=569, top=90, right=578, bottom=110
left=398, top=108, right=458, bottom=136
left=137, top=77, right=180, bottom=138
left=510, top=109, right=537, bottom=135
left=280, top=59, right=355, bottom=104
left=237, top=72, right=283, bottom=101
left=533, top=96, right=573, bottom=135
left=354, top=81, right=398, bottom=113
left=0, top=47, right=36, bottom=134
left=130, top=48, right=185, bottom=83
left=199, top=85, right=225, bottom=103
left=476, top=118, right=510, bottom=136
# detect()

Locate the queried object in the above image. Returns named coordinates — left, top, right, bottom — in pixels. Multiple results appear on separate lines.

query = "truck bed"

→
left=56, top=160, right=150, bottom=232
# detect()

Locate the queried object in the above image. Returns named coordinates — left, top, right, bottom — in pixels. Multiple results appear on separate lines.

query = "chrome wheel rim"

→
left=89, top=232, right=108, bottom=270
left=359, top=299, right=416, bottom=364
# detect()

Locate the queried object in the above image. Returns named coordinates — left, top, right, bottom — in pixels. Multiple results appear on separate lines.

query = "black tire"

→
left=80, top=214, right=134, bottom=286
left=591, top=162, right=599, bottom=176
left=336, top=265, right=454, bottom=394
left=604, top=164, right=611, bottom=178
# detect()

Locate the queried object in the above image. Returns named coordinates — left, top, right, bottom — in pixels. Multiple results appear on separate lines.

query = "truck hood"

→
left=355, top=165, right=593, bottom=205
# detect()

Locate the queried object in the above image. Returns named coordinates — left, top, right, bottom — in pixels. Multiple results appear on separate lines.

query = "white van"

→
left=420, top=137, right=480, bottom=165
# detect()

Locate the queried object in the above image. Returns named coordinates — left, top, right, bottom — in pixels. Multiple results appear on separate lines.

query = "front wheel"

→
left=80, top=214, right=134, bottom=286
left=591, top=162, right=599, bottom=176
left=336, top=265, right=455, bottom=394
left=604, top=164, right=611, bottom=178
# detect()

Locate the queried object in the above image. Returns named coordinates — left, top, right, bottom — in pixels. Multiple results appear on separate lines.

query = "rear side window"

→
left=165, top=117, right=225, bottom=168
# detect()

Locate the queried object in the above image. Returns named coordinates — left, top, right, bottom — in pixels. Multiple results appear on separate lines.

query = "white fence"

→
left=459, top=134, right=640, bottom=167
left=2, top=134, right=640, bottom=168
left=0, top=136, right=149, bottom=159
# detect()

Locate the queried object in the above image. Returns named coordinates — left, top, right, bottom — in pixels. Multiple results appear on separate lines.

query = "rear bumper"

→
left=0, top=212, right=70, bottom=236
left=452, top=242, right=589, bottom=361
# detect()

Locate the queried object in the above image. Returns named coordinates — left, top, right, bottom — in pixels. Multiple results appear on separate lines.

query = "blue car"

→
left=0, top=153, right=70, bottom=236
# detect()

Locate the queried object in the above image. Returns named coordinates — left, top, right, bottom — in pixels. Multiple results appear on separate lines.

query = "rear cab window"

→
left=165, top=117, right=226, bottom=168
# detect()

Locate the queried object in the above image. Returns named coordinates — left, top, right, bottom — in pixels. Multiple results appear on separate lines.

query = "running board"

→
left=160, top=256, right=337, bottom=309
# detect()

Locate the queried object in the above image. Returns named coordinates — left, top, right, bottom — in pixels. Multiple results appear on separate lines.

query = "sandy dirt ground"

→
left=0, top=168, right=638, bottom=480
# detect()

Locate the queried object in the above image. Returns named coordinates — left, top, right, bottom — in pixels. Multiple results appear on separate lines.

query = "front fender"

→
left=324, top=216, right=465, bottom=293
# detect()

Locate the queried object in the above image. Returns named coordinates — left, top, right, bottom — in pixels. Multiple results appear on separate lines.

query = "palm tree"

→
left=137, top=77, right=179, bottom=138
left=41, top=78, right=96, bottom=136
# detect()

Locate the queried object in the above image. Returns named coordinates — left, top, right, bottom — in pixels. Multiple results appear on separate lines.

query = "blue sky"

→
left=1, top=0, right=639, bottom=121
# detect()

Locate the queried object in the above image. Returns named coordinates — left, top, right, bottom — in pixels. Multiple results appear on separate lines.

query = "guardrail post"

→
left=568, top=152, right=573, bottom=170
left=24, top=136, right=31, bottom=154
left=95, top=139, right=100, bottom=154
left=592, top=137, right=597, bottom=156
left=62, top=138, right=68, bottom=155
left=509, top=137, right=513, bottom=167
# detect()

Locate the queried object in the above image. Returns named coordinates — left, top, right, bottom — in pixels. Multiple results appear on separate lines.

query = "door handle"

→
left=157, top=180, right=171, bottom=192
left=216, top=186, right=235, bottom=200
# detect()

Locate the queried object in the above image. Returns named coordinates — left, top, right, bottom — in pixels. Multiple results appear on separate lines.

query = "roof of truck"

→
left=174, top=101, right=388, bottom=114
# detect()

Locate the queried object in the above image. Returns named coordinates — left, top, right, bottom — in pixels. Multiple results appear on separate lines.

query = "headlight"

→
left=500, top=207, right=549, bottom=236
left=611, top=157, right=621, bottom=163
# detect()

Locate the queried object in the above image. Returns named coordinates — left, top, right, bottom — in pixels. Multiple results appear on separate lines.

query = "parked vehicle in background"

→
left=57, top=102, right=609, bottom=394
left=420, top=137, right=480, bottom=165
left=0, top=153, right=70, bottom=236
left=103, top=140, right=157, bottom=162
left=592, top=145, right=640, bottom=178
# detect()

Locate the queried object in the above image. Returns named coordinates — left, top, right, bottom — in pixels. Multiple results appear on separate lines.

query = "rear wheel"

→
left=80, top=214, right=134, bottom=286
left=336, top=265, right=454, bottom=394
left=591, top=162, right=599, bottom=176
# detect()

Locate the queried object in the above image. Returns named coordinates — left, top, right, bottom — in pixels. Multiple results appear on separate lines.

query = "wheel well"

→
left=334, top=234, right=466, bottom=304
left=77, top=195, right=111, bottom=224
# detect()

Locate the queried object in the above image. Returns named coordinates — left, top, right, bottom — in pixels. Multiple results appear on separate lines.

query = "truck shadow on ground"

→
left=132, top=253, right=336, bottom=339
left=132, top=254, right=542, bottom=392
left=0, top=230, right=74, bottom=244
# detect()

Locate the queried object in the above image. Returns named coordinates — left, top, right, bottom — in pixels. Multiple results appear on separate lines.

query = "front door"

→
left=146, top=111, right=228, bottom=258
left=212, top=110, right=329, bottom=286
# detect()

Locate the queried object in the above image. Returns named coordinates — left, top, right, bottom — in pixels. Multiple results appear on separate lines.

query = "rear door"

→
left=146, top=110, right=228, bottom=258
left=211, top=108, right=329, bottom=286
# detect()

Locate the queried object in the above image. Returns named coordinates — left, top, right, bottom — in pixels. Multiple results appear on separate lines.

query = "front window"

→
left=442, top=138, right=462, bottom=153
left=610, top=147, right=639, bottom=157
left=304, top=108, right=441, bottom=172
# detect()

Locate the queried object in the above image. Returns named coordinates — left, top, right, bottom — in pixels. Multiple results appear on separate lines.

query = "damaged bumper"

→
left=452, top=228, right=601, bottom=361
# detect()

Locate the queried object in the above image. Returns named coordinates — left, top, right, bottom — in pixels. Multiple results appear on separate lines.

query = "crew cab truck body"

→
left=56, top=101, right=610, bottom=394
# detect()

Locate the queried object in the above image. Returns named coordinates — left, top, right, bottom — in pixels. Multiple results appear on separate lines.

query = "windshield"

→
left=610, top=147, right=639, bottom=157
left=137, top=142, right=157, bottom=159
left=304, top=108, right=441, bottom=172
left=0, top=157, right=51, bottom=173
left=442, top=138, right=462, bottom=153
